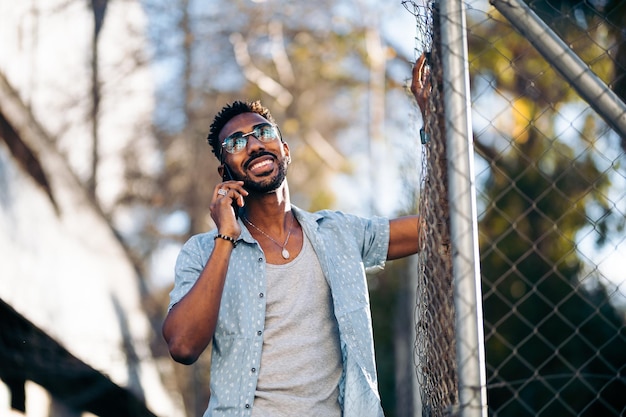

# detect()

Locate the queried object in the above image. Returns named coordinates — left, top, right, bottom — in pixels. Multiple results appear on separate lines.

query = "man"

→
left=163, top=65, right=428, bottom=415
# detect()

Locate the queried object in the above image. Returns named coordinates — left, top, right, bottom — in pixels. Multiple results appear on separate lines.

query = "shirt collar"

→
left=237, top=205, right=322, bottom=245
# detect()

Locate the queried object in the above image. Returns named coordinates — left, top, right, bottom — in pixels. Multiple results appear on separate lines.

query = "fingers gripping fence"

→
left=407, top=0, right=626, bottom=416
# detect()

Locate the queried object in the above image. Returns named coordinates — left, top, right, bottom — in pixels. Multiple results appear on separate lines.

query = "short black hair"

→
left=207, top=100, right=276, bottom=160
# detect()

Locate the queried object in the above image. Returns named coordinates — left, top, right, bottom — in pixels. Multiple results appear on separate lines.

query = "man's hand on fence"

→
left=411, top=52, right=431, bottom=119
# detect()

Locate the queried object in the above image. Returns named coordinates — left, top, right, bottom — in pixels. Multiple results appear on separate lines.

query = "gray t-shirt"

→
left=251, top=233, right=342, bottom=417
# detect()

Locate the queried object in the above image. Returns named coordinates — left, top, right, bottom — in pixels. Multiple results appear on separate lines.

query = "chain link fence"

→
left=407, top=0, right=626, bottom=416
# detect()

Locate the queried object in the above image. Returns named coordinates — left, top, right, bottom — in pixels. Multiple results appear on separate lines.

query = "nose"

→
left=245, top=133, right=266, bottom=152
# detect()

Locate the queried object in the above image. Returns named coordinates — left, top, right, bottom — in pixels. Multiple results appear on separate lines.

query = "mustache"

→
left=244, top=151, right=276, bottom=169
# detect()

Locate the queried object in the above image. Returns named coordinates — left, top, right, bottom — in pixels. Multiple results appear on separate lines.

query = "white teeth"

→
left=250, top=159, right=272, bottom=170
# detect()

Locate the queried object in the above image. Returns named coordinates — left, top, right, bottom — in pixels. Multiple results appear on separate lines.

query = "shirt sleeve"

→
left=355, top=214, right=389, bottom=270
left=167, top=234, right=213, bottom=310
left=319, top=210, right=390, bottom=270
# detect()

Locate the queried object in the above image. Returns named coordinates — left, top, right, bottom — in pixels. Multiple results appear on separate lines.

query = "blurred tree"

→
left=87, top=0, right=108, bottom=199
left=468, top=4, right=626, bottom=416
left=478, top=126, right=626, bottom=416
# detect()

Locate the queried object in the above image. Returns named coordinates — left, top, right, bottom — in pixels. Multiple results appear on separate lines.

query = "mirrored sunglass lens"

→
left=231, top=137, right=247, bottom=152
left=256, top=125, right=277, bottom=141
left=223, top=124, right=278, bottom=153
left=223, top=135, right=245, bottom=153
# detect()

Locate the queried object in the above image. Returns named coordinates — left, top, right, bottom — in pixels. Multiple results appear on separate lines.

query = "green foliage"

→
left=479, top=130, right=626, bottom=415
left=469, top=4, right=626, bottom=415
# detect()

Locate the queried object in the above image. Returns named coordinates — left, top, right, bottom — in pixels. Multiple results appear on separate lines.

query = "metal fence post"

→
left=439, top=0, right=488, bottom=416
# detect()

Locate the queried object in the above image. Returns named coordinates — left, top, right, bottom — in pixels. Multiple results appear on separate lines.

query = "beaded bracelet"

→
left=214, top=233, right=237, bottom=248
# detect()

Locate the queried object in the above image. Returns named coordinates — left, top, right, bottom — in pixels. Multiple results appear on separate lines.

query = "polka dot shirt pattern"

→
left=168, top=206, right=390, bottom=417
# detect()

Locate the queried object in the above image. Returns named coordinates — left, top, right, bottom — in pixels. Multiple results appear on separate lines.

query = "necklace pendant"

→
left=281, top=248, right=290, bottom=259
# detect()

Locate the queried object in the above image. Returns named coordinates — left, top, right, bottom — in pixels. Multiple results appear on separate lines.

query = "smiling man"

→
left=162, top=100, right=422, bottom=417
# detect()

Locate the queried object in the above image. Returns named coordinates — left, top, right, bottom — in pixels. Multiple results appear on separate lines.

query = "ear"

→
left=218, top=165, right=225, bottom=179
left=282, top=142, right=291, bottom=164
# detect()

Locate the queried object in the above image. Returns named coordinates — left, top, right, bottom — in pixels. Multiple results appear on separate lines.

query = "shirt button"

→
left=251, top=367, right=256, bottom=373
left=245, top=404, right=250, bottom=409
left=257, top=330, right=262, bottom=336
left=259, top=293, right=264, bottom=298
left=258, top=257, right=263, bottom=262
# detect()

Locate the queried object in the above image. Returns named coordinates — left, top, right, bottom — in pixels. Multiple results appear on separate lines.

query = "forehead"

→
left=220, top=112, right=269, bottom=140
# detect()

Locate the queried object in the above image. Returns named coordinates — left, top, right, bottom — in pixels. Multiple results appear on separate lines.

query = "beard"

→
left=239, top=152, right=289, bottom=194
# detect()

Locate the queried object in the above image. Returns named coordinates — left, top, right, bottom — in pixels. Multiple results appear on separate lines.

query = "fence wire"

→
left=408, top=0, right=626, bottom=416
left=405, top=1, right=460, bottom=415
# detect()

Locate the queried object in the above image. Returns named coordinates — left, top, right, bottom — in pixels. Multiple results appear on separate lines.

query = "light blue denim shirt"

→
left=169, top=206, right=389, bottom=417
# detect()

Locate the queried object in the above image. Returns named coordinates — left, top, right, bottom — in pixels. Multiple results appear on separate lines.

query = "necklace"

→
left=243, top=213, right=294, bottom=259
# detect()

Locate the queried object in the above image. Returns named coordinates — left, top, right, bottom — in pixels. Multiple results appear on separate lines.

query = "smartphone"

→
left=222, top=164, right=240, bottom=219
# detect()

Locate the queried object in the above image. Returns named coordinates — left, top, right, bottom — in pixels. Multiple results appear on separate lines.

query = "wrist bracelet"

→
left=420, top=127, right=431, bottom=144
left=215, top=233, right=237, bottom=248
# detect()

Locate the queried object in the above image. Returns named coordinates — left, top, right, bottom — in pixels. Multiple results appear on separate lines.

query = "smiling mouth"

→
left=246, top=156, right=275, bottom=174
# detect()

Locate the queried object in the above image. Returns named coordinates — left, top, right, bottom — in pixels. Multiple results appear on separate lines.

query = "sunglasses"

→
left=221, top=123, right=281, bottom=155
